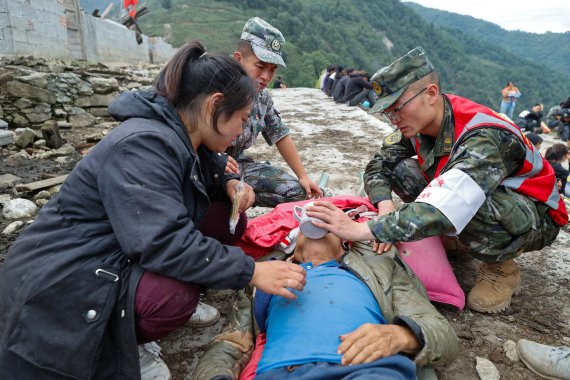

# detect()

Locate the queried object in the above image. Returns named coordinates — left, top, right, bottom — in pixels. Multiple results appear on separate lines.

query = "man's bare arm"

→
left=275, top=136, right=322, bottom=198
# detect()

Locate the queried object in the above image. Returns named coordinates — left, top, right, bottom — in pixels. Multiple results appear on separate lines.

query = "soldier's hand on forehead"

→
left=306, top=201, right=375, bottom=242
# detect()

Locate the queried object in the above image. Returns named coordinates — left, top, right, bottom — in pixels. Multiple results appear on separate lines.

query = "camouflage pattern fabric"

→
left=227, top=89, right=289, bottom=160
left=364, top=98, right=560, bottom=262
left=369, top=46, right=435, bottom=114
left=241, top=17, right=286, bottom=68
left=238, top=157, right=305, bottom=207
left=226, top=89, right=299, bottom=207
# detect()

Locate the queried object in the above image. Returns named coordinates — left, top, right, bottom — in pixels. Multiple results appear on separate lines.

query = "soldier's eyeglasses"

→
left=381, top=87, right=427, bottom=124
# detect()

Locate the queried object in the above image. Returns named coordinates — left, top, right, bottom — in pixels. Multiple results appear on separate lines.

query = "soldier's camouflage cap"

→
left=241, top=17, right=286, bottom=68
left=369, top=46, right=434, bottom=114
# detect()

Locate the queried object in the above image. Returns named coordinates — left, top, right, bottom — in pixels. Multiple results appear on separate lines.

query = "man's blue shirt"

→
left=255, top=260, right=386, bottom=374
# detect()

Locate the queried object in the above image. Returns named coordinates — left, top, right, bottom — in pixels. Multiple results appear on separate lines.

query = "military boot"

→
left=467, top=259, right=521, bottom=313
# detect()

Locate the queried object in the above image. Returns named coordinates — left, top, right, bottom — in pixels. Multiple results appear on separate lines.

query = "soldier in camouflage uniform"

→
left=227, top=17, right=323, bottom=207
left=307, top=47, right=568, bottom=314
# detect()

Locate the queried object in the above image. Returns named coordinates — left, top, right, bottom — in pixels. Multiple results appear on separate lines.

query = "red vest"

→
left=410, top=94, right=568, bottom=226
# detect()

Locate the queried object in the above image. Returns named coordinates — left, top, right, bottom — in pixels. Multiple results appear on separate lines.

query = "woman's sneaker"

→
left=139, top=341, right=171, bottom=380
left=187, top=301, right=220, bottom=328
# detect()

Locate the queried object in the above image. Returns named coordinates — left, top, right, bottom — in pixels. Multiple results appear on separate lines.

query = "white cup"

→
left=293, top=202, right=328, bottom=239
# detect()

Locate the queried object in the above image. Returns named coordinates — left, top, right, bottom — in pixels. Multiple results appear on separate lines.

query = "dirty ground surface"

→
left=1, top=88, right=569, bottom=379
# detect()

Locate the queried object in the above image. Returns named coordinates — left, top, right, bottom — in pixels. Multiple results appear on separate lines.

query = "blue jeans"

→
left=500, top=100, right=516, bottom=120
left=347, top=89, right=376, bottom=107
left=254, top=355, right=416, bottom=380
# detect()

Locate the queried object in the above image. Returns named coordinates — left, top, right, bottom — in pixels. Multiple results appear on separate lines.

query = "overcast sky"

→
left=403, top=0, right=570, bottom=34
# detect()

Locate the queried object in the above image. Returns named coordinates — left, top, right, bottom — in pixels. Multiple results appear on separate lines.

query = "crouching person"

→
left=194, top=233, right=458, bottom=379
left=0, top=41, right=306, bottom=380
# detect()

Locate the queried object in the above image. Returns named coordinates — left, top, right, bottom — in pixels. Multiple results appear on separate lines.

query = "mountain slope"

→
left=404, top=2, right=570, bottom=79
left=92, top=0, right=569, bottom=112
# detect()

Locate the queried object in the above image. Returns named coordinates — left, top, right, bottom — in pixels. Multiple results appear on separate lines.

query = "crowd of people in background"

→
left=508, top=92, right=570, bottom=199
left=320, top=65, right=377, bottom=108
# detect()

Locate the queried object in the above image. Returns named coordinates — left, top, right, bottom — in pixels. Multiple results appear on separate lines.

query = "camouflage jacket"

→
left=364, top=95, right=528, bottom=244
left=227, top=89, right=289, bottom=159
left=192, top=245, right=458, bottom=380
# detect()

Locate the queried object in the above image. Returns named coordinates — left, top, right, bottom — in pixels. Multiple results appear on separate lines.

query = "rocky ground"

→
left=1, top=80, right=569, bottom=379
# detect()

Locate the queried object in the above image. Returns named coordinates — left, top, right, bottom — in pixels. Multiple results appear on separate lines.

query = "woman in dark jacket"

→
left=0, top=41, right=306, bottom=380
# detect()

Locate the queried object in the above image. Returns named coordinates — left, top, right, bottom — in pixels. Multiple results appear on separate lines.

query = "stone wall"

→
left=0, top=56, right=161, bottom=133
left=0, top=0, right=176, bottom=65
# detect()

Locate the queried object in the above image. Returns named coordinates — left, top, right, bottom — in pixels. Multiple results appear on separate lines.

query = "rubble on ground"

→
left=0, top=56, right=161, bottom=149
left=0, top=56, right=162, bottom=196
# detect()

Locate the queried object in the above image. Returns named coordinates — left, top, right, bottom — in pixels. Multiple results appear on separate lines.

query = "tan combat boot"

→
left=467, top=259, right=521, bottom=313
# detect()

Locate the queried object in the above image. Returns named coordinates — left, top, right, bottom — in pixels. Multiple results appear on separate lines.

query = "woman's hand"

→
left=226, top=179, right=255, bottom=212
left=250, top=261, right=306, bottom=300
left=373, top=200, right=396, bottom=254
left=306, top=201, right=374, bottom=242
left=225, top=155, right=240, bottom=174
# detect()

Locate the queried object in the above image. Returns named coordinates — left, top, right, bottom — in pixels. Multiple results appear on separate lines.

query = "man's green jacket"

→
left=193, top=243, right=459, bottom=379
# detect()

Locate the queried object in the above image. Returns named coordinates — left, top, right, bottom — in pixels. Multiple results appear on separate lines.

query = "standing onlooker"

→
left=499, top=81, right=521, bottom=120
left=345, top=71, right=376, bottom=107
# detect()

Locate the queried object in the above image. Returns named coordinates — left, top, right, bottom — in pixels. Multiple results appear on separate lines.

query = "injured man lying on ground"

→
left=193, top=232, right=458, bottom=380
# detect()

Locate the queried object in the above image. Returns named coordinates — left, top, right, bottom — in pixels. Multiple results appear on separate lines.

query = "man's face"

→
left=293, top=233, right=343, bottom=263
left=234, top=52, right=277, bottom=92
left=383, top=87, right=431, bottom=138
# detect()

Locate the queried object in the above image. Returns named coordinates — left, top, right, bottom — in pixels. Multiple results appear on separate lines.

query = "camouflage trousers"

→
left=238, top=157, right=305, bottom=208
left=393, top=158, right=560, bottom=262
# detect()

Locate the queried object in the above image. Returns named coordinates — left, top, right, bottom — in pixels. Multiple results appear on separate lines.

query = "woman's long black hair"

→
left=154, top=40, right=256, bottom=133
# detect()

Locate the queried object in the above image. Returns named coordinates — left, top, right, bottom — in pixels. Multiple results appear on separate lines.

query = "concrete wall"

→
left=0, top=0, right=10, bottom=54
left=83, top=15, right=145, bottom=64
left=0, top=0, right=68, bottom=59
left=0, top=0, right=176, bottom=64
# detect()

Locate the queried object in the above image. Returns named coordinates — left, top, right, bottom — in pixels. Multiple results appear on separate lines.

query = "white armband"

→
left=415, top=169, right=486, bottom=234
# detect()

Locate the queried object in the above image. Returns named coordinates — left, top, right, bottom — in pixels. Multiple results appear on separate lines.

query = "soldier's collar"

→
left=435, top=97, right=454, bottom=154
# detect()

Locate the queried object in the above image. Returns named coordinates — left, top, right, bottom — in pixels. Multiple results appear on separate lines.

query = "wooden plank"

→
left=15, top=175, right=68, bottom=192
